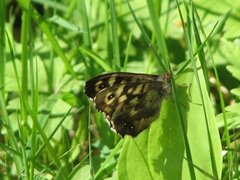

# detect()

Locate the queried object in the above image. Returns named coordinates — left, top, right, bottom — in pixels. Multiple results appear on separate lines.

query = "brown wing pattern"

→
left=111, top=87, right=164, bottom=137
left=93, top=81, right=165, bottom=116
left=84, top=72, right=160, bottom=99
left=84, top=72, right=171, bottom=137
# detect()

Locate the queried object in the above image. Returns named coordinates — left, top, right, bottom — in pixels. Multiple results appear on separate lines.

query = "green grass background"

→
left=0, top=0, right=240, bottom=179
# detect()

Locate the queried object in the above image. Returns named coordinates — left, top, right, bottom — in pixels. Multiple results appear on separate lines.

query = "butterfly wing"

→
left=93, top=81, right=170, bottom=136
left=111, top=86, right=164, bottom=136
left=84, top=71, right=171, bottom=137
left=84, top=72, right=160, bottom=99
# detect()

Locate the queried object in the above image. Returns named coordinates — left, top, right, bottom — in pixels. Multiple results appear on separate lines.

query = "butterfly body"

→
left=84, top=72, right=171, bottom=137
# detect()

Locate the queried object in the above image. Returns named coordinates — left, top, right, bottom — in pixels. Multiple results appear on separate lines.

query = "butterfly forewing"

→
left=84, top=72, right=171, bottom=137
left=93, top=81, right=165, bottom=116
left=84, top=72, right=161, bottom=99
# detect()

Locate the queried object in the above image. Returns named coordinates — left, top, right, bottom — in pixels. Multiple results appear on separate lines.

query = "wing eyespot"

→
left=99, top=83, right=107, bottom=90
left=108, top=94, right=115, bottom=100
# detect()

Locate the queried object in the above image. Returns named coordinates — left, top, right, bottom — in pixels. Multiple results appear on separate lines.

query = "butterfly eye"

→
left=108, top=94, right=115, bottom=100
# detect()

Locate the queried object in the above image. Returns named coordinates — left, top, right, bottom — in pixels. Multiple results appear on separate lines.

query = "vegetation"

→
left=0, top=0, right=239, bottom=179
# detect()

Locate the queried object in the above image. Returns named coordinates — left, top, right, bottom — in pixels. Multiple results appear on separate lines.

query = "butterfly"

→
left=84, top=71, right=171, bottom=137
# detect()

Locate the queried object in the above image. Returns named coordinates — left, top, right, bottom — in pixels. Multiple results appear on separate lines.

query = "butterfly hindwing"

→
left=84, top=72, right=171, bottom=137
left=110, top=86, right=164, bottom=136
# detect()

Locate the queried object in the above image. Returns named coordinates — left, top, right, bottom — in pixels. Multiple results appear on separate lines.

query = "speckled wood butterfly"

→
left=84, top=71, right=171, bottom=137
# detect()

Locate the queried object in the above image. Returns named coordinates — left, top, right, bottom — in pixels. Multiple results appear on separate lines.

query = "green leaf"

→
left=117, top=70, right=222, bottom=179
left=231, top=87, right=240, bottom=97
left=72, top=165, right=91, bottom=180
left=226, top=65, right=240, bottom=81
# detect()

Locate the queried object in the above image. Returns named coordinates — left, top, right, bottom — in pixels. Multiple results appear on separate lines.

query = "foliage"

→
left=0, top=0, right=239, bottom=179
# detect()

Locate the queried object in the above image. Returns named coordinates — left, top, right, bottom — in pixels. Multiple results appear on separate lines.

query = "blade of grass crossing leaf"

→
left=195, top=9, right=231, bottom=179
left=210, top=32, right=232, bottom=180
left=192, top=8, right=209, bottom=90
left=110, top=0, right=121, bottom=70
left=171, top=74, right=196, bottom=179
left=179, top=0, right=222, bottom=178
left=175, top=21, right=218, bottom=77
left=192, top=4, right=220, bottom=179
left=175, top=0, right=197, bottom=179
left=183, top=157, right=219, bottom=180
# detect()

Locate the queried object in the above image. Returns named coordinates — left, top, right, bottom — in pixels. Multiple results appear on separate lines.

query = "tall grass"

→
left=0, top=0, right=239, bottom=179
